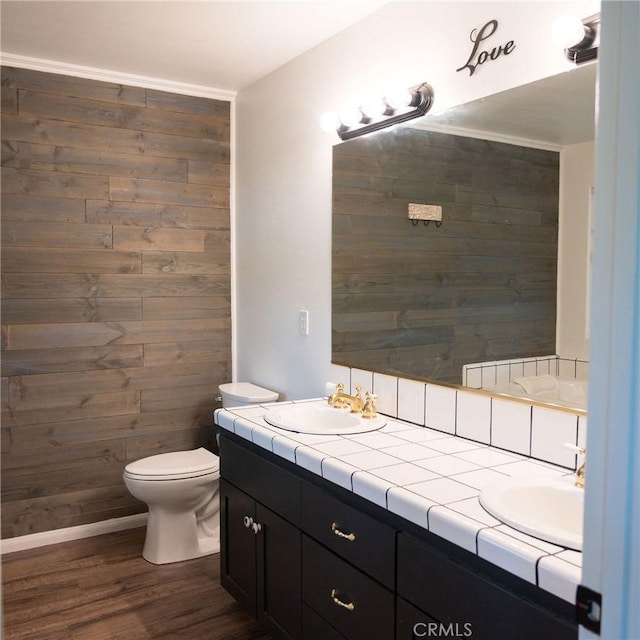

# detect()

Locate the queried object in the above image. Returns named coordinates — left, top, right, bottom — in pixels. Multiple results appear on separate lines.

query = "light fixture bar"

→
left=337, top=83, right=434, bottom=141
left=564, top=13, right=600, bottom=64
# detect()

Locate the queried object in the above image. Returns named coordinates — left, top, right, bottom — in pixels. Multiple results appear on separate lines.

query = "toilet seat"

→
left=124, top=447, right=219, bottom=481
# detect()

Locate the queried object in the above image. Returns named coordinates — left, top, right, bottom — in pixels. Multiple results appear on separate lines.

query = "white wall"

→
left=235, top=1, right=599, bottom=400
left=557, top=141, right=594, bottom=361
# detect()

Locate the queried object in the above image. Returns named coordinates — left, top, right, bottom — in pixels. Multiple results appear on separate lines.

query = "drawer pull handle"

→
left=331, top=522, right=356, bottom=542
left=251, top=522, right=262, bottom=535
left=331, top=589, right=355, bottom=612
left=243, top=516, right=253, bottom=528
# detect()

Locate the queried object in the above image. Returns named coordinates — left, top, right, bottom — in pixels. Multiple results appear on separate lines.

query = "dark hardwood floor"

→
left=2, top=527, right=272, bottom=640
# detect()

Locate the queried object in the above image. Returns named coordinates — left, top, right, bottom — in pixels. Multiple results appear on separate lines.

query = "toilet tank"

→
left=219, top=382, right=279, bottom=408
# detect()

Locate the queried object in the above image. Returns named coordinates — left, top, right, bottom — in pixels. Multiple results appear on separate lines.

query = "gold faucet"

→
left=327, top=383, right=364, bottom=413
left=575, top=448, right=586, bottom=488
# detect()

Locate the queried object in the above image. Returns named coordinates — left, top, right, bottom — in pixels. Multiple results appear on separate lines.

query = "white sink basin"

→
left=263, top=403, right=386, bottom=435
left=479, top=475, right=584, bottom=550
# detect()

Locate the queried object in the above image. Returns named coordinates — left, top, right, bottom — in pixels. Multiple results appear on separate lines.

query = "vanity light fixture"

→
left=321, top=83, right=434, bottom=141
left=552, top=13, right=600, bottom=64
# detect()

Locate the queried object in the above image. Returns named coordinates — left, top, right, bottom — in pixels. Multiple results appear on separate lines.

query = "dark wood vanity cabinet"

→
left=397, top=532, right=577, bottom=640
left=218, top=432, right=578, bottom=640
left=220, top=438, right=302, bottom=639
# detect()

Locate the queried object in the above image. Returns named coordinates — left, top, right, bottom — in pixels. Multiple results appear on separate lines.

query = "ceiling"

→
left=0, top=1, right=388, bottom=92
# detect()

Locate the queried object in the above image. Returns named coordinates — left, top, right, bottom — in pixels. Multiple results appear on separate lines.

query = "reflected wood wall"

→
left=1, top=67, right=231, bottom=538
left=332, top=127, right=558, bottom=384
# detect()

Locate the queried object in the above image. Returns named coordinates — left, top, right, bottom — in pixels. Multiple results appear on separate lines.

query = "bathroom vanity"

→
left=216, top=402, right=579, bottom=640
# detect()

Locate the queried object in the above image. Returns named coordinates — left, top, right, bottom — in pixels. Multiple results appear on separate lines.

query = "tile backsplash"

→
left=462, top=355, right=589, bottom=389
left=329, top=363, right=585, bottom=471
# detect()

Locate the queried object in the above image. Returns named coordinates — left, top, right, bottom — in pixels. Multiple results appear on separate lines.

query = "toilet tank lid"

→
left=125, top=447, right=219, bottom=477
left=219, top=382, right=279, bottom=403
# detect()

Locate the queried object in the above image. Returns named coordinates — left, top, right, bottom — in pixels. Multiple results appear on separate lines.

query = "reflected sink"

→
left=263, top=403, right=386, bottom=435
left=479, top=475, right=584, bottom=550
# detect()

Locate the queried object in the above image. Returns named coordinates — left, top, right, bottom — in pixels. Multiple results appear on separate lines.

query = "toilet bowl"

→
left=123, top=447, right=220, bottom=565
left=124, top=382, right=278, bottom=564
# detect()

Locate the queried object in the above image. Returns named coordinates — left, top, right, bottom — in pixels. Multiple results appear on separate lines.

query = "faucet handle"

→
left=361, top=392, right=378, bottom=419
left=563, top=443, right=585, bottom=456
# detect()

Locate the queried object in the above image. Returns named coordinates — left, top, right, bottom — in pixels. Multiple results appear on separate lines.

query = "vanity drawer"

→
left=301, top=482, right=396, bottom=588
left=397, top=533, right=577, bottom=640
left=220, top=435, right=301, bottom=525
left=302, top=604, right=347, bottom=640
left=301, top=535, right=394, bottom=640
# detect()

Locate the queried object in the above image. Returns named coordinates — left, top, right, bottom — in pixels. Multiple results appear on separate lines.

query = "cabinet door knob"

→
left=243, top=516, right=254, bottom=528
left=331, top=522, right=356, bottom=542
left=330, top=588, right=355, bottom=611
left=251, top=522, right=262, bottom=535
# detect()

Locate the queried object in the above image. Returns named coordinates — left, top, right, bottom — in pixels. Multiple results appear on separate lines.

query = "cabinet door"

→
left=396, top=597, right=443, bottom=640
left=256, top=503, right=302, bottom=639
left=220, top=479, right=257, bottom=616
left=398, top=533, right=577, bottom=640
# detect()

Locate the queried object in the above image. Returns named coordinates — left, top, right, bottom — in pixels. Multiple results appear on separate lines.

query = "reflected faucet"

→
left=575, top=449, right=586, bottom=488
left=563, top=443, right=586, bottom=488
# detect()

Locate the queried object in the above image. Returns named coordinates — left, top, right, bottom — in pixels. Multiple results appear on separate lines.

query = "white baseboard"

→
left=1, top=513, right=148, bottom=555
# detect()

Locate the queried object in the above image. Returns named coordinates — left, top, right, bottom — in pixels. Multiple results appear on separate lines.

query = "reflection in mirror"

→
left=332, top=64, right=595, bottom=410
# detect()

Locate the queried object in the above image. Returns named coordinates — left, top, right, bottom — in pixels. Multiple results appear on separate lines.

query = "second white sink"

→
left=264, top=403, right=386, bottom=435
left=479, top=474, right=584, bottom=550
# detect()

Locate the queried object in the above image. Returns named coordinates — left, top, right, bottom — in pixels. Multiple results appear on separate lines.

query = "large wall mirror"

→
left=332, top=63, right=596, bottom=410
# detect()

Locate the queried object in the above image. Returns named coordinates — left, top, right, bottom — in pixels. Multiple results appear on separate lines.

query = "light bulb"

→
left=385, top=87, right=413, bottom=111
left=552, top=15, right=588, bottom=49
left=319, top=111, right=340, bottom=133
left=361, top=95, right=387, bottom=119
left=338, top=104, right=363, bottom=128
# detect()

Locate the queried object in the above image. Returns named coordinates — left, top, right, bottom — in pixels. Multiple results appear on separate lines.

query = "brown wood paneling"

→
left=2, top=141, right=189, bottom=182
left=332, top=127, right=558, bottom=383
left=2, top=66, right=147, bottom=105
left=0, top=298, right=143, bottom=325
left=0, top=193, right=86, bottom=223
left=188, top=160, right=231, bottom=186
left=2, top=167, right=110, bottom=200
left=2, top=221, right=113, bottom=249
left=1, top=247, right=141, bottom=274
left=2, top=273, right=228, bottom=298
left=3, top=390, right=141, bottom=428
left=86, top=199, right=229, bottom=230
left=6, top=317, right=230, bottom=350
left=142, top=295, right=230, bottom=319
left=110, top=176, right=230, bottom=208
left=2, top=114, right=229, bottom=162
left=1, top=67, right=231, bottom=538
left=113, top=226, right=205, bottom=252
left=1, top=345, right=144, bottom=377
left=18, top=89, right=231, bottom=140
left=141, top=249, right=229, bottom=274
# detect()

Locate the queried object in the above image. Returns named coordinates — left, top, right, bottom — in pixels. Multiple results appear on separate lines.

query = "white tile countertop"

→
left=214, top=398, right=582, bottom=605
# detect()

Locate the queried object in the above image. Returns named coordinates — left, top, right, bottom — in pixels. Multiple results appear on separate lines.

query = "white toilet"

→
left=218, top=381, right=279, bottom=408
left=123, top=382, right=278, bottom=564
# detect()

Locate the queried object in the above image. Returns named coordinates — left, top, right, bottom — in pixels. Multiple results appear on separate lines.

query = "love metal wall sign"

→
left=456, top=19, right=516, bottom=77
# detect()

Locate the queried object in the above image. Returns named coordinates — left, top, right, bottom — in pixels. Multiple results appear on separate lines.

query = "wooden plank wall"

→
left=332, top=127, right=558, bottom=384
left=1, top=67, right=231, bottom=538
